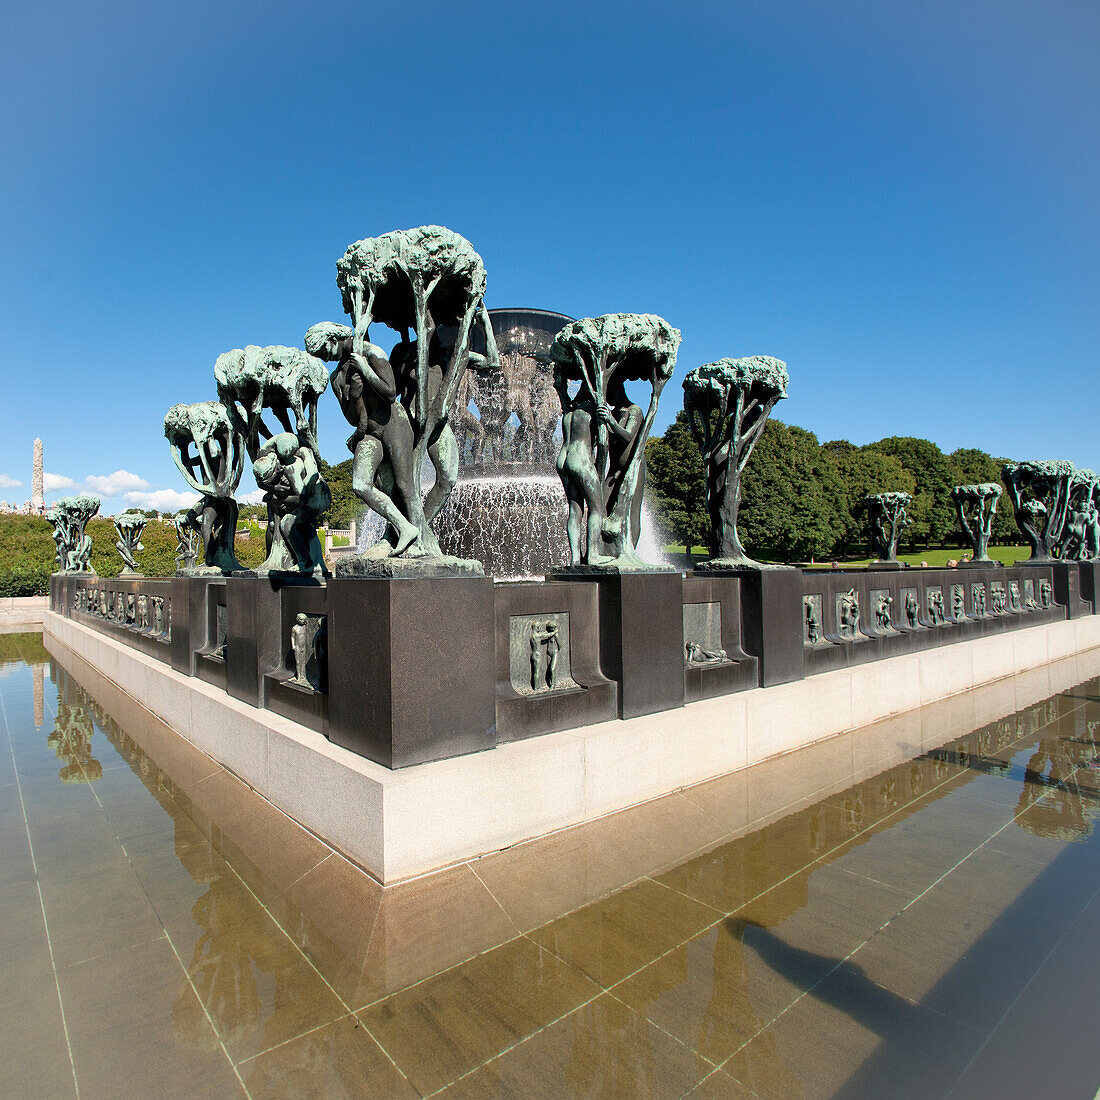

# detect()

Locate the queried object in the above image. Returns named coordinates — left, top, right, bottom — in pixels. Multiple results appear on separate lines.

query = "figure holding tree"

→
left=551, top=313, right=679, bottom=569
left=682, top=356, right=788, bottom=568
left=951, top=483, right=1002, bottom=563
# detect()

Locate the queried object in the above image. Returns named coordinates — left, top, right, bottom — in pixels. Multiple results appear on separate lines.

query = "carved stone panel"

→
left=684, top=601, right=726, bottom=661
left=212, top=603, right=227, bottom=661
left=286, top=613, right=327, bottom=693
left=803, top=594, right=824, bottom=646
left=870, top=588, right=895, bottom=633
left=949, top=584, right=965, bottom=622
left=836, top=589, right=861, bottom=639
left=509, top=613, right=577, bottom=696
left=990, top=582, right=1007, bottom=615
left=971, top=583, right=987, bottom=618
left=1039, top=579, right=1052, bottom=608
left=1023, top=578, right=1037, bottom=610
left=901, top=587, right=921, bottom=629
left=1009, top=581, right=1022, bottom=612
left=925, top=585, right=946, bottom=626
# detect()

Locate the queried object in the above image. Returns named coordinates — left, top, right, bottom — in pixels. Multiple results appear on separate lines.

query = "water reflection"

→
left=6, top=634, right=1100, bottom=1097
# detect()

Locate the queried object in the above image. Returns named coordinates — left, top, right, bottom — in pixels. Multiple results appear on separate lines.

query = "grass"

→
left=802, top=545, right=1029, bottom=569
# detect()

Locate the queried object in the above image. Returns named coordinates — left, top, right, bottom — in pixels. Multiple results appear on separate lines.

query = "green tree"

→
left=318, top=458, right=359, bottom=529
left=739, top=421, right=847, bottom=561
left=644, top=410, right=709, bottom=552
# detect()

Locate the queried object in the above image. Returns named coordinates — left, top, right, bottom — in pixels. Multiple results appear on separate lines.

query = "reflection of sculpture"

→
left=951, top=483, right=1002, bottom=562
left=904, top=590, right=918, bottom=627
left=1001, top=460, right=1076, bottom=561
left=804, top=597, right=820, bottom=643
left=164, top=401, right=245, bottom=574
left=838, top=589, right=860, bottom=638
left=683, top=356, right=788, bottom=566
left=174, top=513, right=201, bottom=571
left=865, top=492, right=912, bottom=562
left=252, top=434, right=330, bottom=575
left=552, top=314, right=679, bottom=567
left=215, top=346, right=330, bottom=575
left=113, top=511, right=147, bottom=575
left=324, top=225, right=497, bottom=571
left=47, top=495, right=99, bottom=573
left=874, top=592, right=893, bottom=630
left=686, top=641, right=729, bottom=663
left=929, top=588, right=947, bottom=625
left=529, top=621, right=562, bottom=690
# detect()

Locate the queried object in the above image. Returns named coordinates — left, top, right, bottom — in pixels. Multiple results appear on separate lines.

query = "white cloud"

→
left=239, top=489, right=266, bottom=504
left=84, top=470, right=149, bottom=496
left=44, top=473, right=76, bottom=492
left=0, top=474, right=22, bottom=489
left=123, top=488, right=200, bottom=513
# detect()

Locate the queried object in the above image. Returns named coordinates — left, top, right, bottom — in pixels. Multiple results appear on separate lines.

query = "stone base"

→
left=553, top=560, right=677, bottom=575
left=232, top=567, right=328, bottom=581
left=334, top=553, right=485, bottom=580
left=693, top=558, right=788, bottom=573
left=42, top=609, right=1100, bottom=883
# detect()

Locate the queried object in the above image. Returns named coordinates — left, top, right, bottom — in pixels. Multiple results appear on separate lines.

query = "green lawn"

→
left=802, top=545, right=1029, bottom=569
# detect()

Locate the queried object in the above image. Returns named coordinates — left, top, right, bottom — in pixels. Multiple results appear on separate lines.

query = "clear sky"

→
left=1, top=0, right=1097, bottom=514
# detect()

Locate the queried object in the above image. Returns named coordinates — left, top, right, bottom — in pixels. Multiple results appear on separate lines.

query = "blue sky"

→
left=1, top=0, right=1097, bottom=514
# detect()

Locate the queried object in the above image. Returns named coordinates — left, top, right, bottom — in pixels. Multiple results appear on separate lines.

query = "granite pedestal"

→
left=326, top=576, right=497, bottom=768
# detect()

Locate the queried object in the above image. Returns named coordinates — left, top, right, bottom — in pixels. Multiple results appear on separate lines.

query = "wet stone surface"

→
left=2, top=629, right=1099, bottom=1098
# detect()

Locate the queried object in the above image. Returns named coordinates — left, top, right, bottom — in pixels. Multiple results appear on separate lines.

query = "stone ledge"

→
left=41, top=609, right=1100, bottom=883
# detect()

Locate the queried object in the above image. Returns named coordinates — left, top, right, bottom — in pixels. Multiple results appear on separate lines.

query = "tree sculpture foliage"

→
left=330, top=225, right=497, bottom=563
left=113, top=511, right=147, bottom=575
left=551, top=313, right=679, bottom=566
left=47, top=495, right=100, bottom=573
left=214, top=345, right=330, bottom=574
left=865, top=491, right=912, bottom=561
left=1001, top=460, right=1077, bottom=561
left=951, top=483, right=1002, bottom=562
left=164, top=401, right=245, bottom=573
left=682, top=356, right=788, bottom=566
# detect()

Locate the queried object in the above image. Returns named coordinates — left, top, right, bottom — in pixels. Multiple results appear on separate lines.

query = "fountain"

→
left=357, top=307, right=666, bottom=578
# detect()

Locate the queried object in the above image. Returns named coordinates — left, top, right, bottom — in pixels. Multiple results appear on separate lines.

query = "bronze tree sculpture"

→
left=682, top=356, right=788, bottom=568
left=951, top=483, right=1002, bottom=562
left=551, top=313, right=679, bottom=568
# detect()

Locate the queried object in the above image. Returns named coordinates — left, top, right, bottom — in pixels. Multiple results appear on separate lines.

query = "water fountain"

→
left=357, top=307, right=666, bottom=577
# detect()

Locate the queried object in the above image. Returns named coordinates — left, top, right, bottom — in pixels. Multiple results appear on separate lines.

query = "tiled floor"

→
left=2, top=629, right=1099, bottom=1098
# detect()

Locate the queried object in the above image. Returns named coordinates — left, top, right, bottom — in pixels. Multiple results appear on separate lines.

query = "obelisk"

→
left=32, top=439, right=43, bottom=512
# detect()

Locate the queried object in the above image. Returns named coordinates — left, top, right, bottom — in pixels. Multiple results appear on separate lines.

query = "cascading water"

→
left=355, top=308, right=668, bottom=578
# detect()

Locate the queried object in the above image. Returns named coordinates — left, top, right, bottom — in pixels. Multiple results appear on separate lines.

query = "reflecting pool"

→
left=2, top=630, right=1099, bottom=1098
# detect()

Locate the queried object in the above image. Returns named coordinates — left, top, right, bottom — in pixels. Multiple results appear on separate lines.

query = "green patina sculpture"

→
left=551, top=313, right=680, bottom=569
left=1001, top=460, right=1077, bottom=561
left=164, top=401, right=245, bottom=574
left=951, top=483, right=1002, bottom=562
left=47, top=495, right=100, bottom=574
left=683, top=356, right=788, bottom=567
left=214, top=346, right=330, bottom=575
left=317, top=225, right=498, bottom=575
left=113, top=511, right=147, bottom=575
left=174, top=513, right=201, bottom=571
left=1061, top=469, right=1100, bottom=561
left=865, top=491, right=912, bottom=562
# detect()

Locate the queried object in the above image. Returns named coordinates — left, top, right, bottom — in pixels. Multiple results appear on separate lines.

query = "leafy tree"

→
left=318, top=458, right=359, bottom=529
left=644, top=410, right=709, bottom=552
left=739, top=421, right=847, bottom=561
